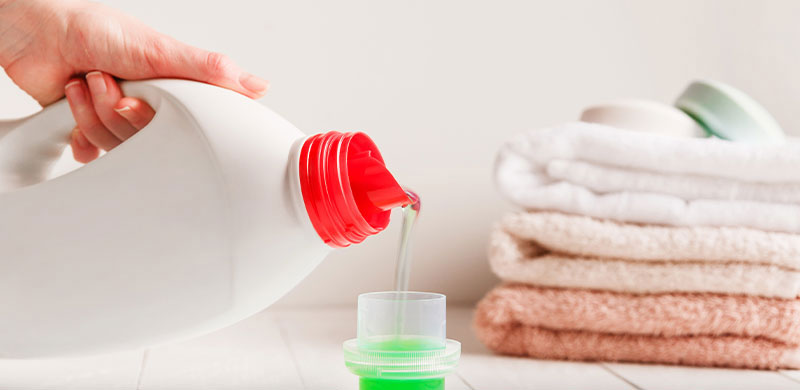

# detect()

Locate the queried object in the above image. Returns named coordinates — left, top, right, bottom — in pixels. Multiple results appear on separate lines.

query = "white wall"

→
left=2, top=0, right=799, bottom=306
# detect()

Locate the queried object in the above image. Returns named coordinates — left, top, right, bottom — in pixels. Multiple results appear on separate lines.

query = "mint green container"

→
left=675, top=80, right=785, bottom=143
left=343, top=292, right=461, bottom=390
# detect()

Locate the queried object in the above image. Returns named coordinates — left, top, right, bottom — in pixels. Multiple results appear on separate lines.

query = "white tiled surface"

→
left=606, top=363, right=800, bottom=390
left=3, top=306, right=800, bottom=390
left=0, top=350, right=142, bottom=390
left=137, top=309, right=303, bottom=389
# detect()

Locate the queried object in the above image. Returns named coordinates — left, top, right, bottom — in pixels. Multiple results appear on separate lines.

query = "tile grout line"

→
left=599, top=364, right=645, bottom=390
left=276, top=315, right=308, bottom=389
left=453, top=370, right=476, bottom=390
left=135, top=349, right=149, bottom=390
left=778, top=371, right=800, bottom=385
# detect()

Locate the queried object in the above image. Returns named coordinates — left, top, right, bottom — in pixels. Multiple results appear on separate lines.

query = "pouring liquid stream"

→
left=393, top=189, right=421, bottom=292
left=392, top=189, right=421, bottom=338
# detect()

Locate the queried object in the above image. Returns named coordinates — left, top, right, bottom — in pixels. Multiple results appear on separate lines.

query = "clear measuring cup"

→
left=343, top=291, right=461, bottom=390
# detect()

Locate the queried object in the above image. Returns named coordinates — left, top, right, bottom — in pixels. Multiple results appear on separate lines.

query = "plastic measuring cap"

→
left=675, top=80, right=785, bottom=144
left=343, top=292, right=461, bottom=390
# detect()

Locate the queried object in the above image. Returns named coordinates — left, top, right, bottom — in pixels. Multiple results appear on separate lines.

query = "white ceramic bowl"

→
left=580, top=99, right=707, bottom=138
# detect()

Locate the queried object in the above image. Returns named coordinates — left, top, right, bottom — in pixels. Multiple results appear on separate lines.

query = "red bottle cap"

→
left=298, top=131, right=411, bottom=248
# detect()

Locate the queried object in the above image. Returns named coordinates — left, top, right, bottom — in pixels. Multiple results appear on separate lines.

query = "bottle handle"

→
left=0, top=80, right=167, bottom=191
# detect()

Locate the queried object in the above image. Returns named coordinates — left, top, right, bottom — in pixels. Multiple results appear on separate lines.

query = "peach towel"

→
left=489, top=215, right=800, bottom=298
left=474, top=285, right=800, bottom=369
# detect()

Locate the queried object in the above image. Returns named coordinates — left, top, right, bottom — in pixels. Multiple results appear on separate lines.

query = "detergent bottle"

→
left=0, top=79, right=411, bottom=358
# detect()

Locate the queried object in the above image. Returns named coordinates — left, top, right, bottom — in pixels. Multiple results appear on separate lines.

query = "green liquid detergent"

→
left=344, top=190, right=460, bottom=390
left=356, top=336, right=447, bottom=390
left=360, top=377, right=443, bottom=390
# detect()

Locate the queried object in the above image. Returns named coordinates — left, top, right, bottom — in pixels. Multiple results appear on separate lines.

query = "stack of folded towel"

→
left=474, top=122, right=800, bottom=369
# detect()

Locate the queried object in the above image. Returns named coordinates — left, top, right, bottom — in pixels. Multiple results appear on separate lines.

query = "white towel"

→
left=495, top=122, right=800, bottom=232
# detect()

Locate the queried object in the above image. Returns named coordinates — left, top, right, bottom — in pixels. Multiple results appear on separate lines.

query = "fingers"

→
left=70, top=127, right=100, bottom=164
left=114, top=96, right=155, bottom=130
left=65, top=78, right=122, bottom=151
left=86, top=71, right=138, bottom=140
left=64, top=72, right=157, bottom=163
left=179, top=46, right=270, bottom=98
left=145, top=38, right=269, bottom=99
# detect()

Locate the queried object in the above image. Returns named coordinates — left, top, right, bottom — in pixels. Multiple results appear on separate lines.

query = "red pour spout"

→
left=349, top=151, right=412, bottom=211
left=298, top=131, right=411, bottom=248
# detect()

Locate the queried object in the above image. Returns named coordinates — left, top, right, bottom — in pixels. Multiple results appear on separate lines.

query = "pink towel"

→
left=474, top=318, right=800, bottom=370
left=475, top=286, right=800, bottom=369
left=478, top=284, right=800, bottom=345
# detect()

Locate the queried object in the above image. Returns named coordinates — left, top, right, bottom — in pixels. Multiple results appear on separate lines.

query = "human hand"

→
left=0, top=0, right=268, bottom=162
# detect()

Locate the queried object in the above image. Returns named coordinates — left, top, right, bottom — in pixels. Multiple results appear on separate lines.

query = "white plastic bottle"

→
left=0, top=79, right=411, bottom=358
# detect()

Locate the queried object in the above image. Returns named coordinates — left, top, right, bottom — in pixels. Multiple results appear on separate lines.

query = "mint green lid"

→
left=675, top=80, right=785, bottom=144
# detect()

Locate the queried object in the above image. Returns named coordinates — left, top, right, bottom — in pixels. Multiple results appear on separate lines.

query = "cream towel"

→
left=501, top=212, right=800, bottom=270
left=495, top=122, right=800, bottom=232
left=489, top=225, right=800, bottom=298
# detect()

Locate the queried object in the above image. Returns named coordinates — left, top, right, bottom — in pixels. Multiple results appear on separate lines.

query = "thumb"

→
left=142, top=37, right=269, bottom=98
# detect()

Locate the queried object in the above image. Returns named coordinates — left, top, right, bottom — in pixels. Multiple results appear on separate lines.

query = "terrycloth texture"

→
left=489, top=225, right=800, bottom=298
left=548, top=159, right=800, bottom=204
left=474, top=305, right=800, bottom=370
left=502, top=211, right=800, bottom=270
left=479, top=284, right=800, bottom=345
left=495, top=122, right=800, bottom=232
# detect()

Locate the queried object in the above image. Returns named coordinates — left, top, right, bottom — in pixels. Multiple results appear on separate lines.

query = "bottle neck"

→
left=297, top=131, right=410, bottom=248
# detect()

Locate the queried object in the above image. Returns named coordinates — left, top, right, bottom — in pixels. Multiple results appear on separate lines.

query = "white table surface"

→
left=4, top=306, right=800, bottom=390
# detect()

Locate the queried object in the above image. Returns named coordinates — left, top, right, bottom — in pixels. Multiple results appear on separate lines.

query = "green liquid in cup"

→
left=359, top=377, right=444, bottom=390
left=352, top=336, right=447, bottom=390
left=358, top=335, right=445, bottom=352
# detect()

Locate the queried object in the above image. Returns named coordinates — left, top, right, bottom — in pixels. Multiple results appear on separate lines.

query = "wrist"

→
left=0, top=0, right=23, bottom=67
left=0, top=0, right=72, bottom=68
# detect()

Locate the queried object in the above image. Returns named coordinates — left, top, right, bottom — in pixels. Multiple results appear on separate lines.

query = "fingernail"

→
left=239, top=72, right=269, bottom=95
left=86, top=71, right=107, bottom=96
left=72, top=128, right=89, bottom=148
left=65, top=80, right=86, bottom=105
left=114, top=106, right=133, bottom=120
